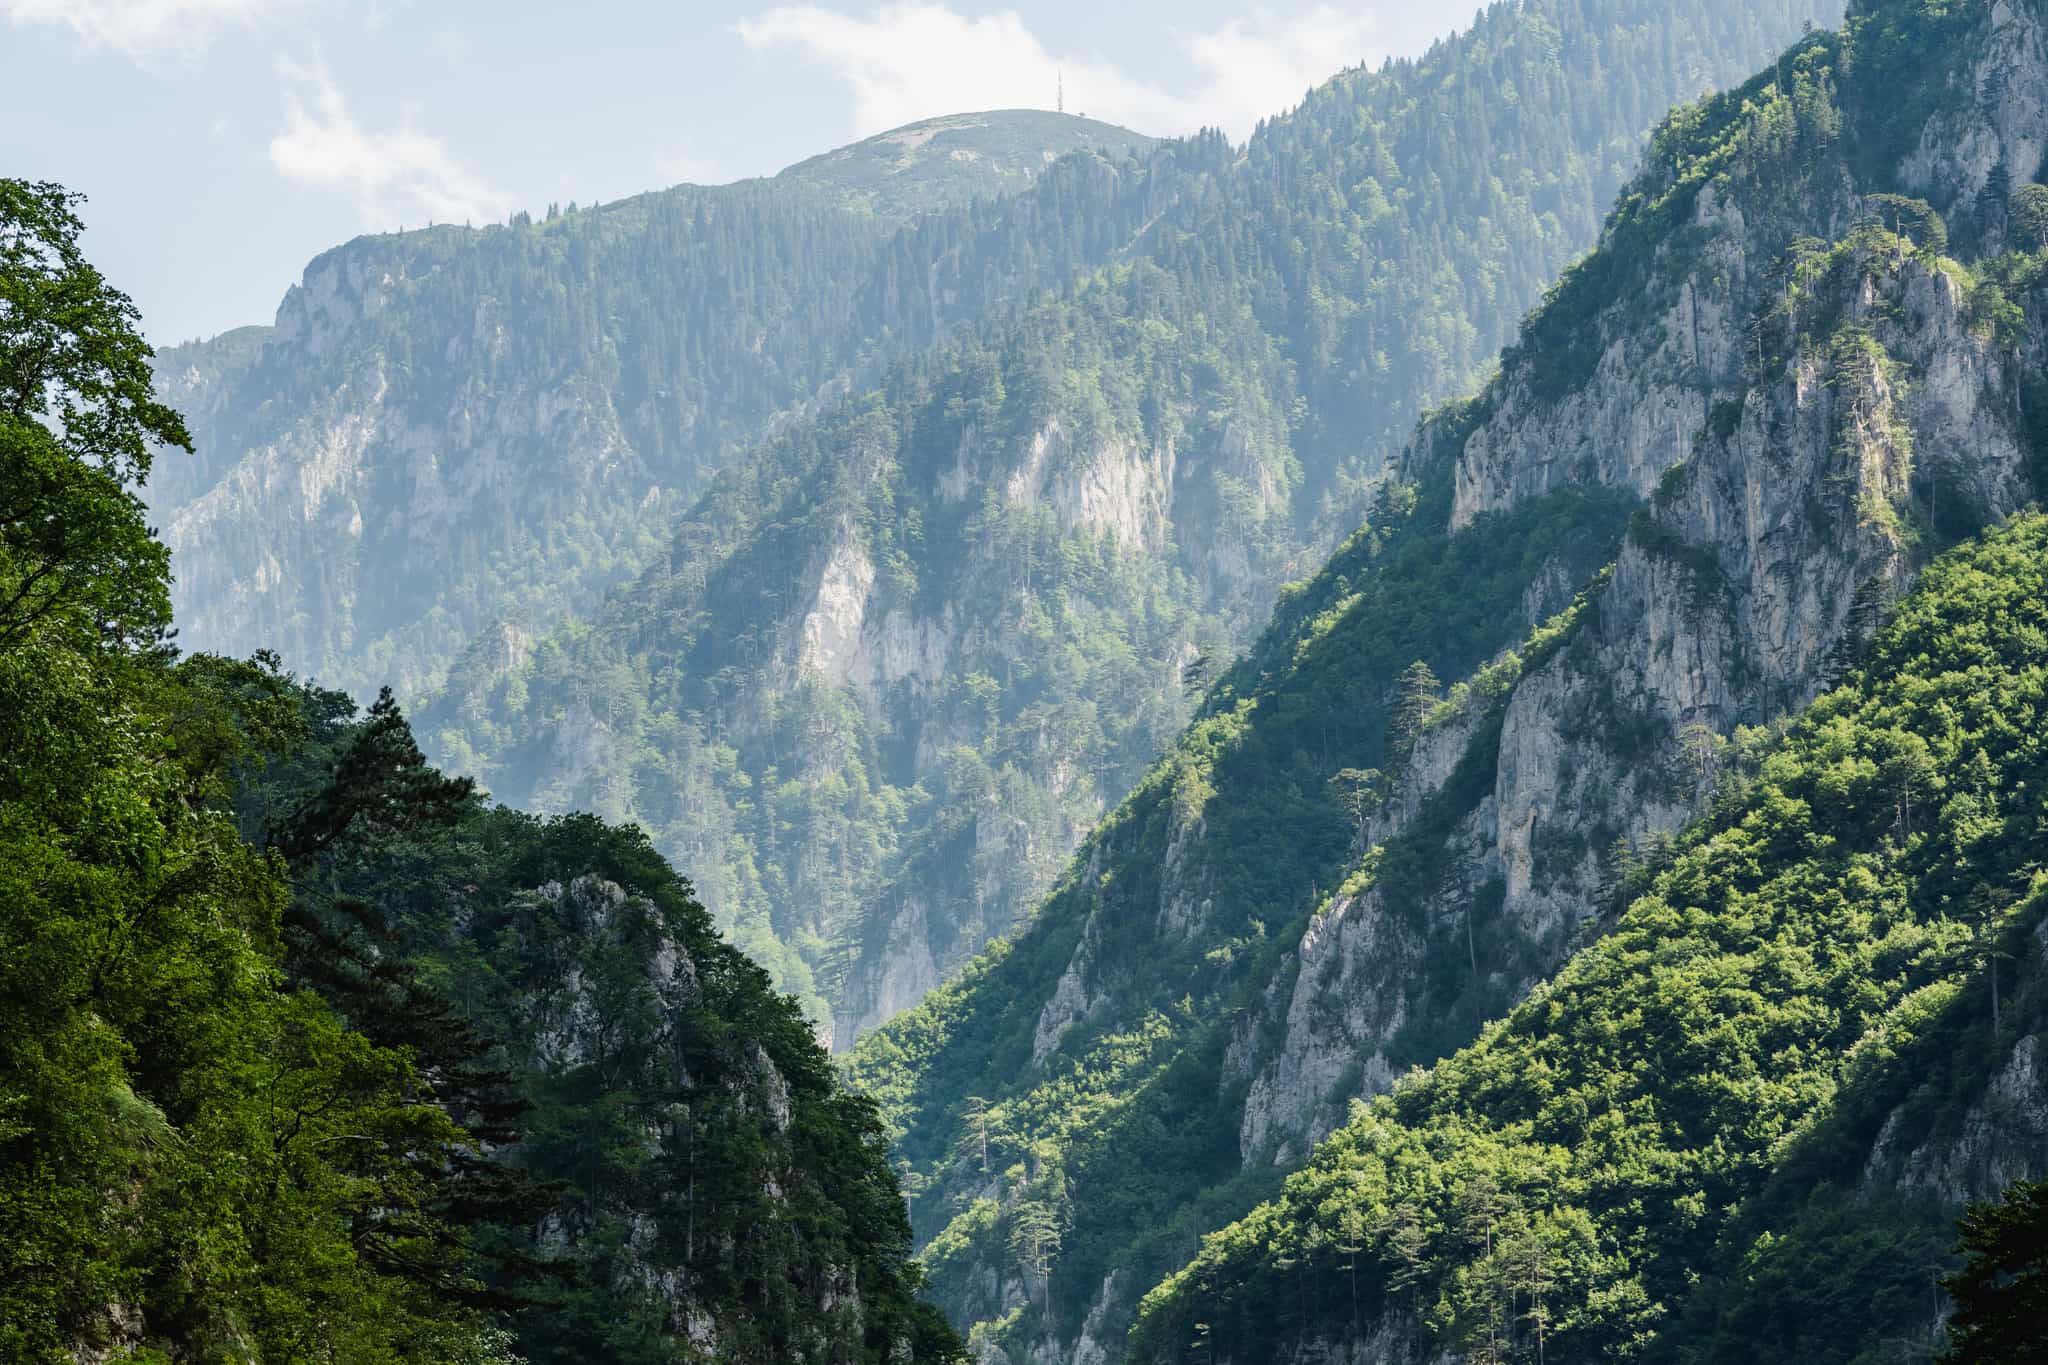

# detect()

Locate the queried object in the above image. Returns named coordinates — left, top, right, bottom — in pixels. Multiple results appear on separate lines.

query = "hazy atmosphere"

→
left=3, top=0, right=1459, bottom=343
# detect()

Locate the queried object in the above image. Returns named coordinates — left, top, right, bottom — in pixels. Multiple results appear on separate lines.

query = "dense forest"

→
left=418, top=0, right=1842, bottom=1042
left=0, top=179, right=958, bottom=1363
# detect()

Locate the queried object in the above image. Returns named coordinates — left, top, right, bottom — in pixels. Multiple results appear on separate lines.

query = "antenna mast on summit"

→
left=1058, top=70, right=1064, bottom=114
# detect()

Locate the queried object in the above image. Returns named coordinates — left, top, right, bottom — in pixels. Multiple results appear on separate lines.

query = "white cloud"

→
left=3, top=0, right=281, bottom=56
left=1184, top=7, right=1384, bottom=137
left=736, top=4, right=1192, bottom=138
left=734, top=2, right=1389, bottom=142
left=269, top=59, right=511, bottom=228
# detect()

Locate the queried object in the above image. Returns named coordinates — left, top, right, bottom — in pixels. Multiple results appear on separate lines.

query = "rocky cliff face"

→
left=815, top=417, right=1291, bottom=1045
left=286, top=777, right=965, bottom=1365
left=510, top=872, right=870, bottom=1360
left=1232, top=0, right=2048, bottom=1175
left=159, top=261, right=652, bottom=699
left=427, top=293, right=1306, bottom=1041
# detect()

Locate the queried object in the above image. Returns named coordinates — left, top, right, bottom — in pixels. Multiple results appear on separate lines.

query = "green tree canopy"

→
left=0, top=180, right=189, bottom=648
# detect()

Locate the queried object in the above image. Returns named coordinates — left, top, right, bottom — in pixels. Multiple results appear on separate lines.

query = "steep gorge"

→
left=419, top=0, right=1840, bottom=1037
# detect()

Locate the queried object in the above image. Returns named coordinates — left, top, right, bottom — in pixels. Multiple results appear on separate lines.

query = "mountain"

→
left=146, top=110, right=1156, bottom=700
left=1132, top=510, right=2048, bottom=1364
left=18, top=0, right=2048, bottom=1358
left=423, top=0, right=1842, bottom=1040
left=777, top=111, right=1155, bottom=218
left=847, top=0, right=2048, bottom=1358
left=0, top=179, right=958, bottom=1364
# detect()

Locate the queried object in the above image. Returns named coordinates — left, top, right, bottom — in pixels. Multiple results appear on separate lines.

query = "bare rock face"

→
left=1901, top=0, right=2048, bottom=220
left=1877, top=1033, right=2048, bottom=1203
left=155, top=245, right=653, bottom=702
left=1226, top=0, right=2048, bottom=1178
left=522, top=875, right=701, bottom=1073
left=799, top=534, right=880, bottom=689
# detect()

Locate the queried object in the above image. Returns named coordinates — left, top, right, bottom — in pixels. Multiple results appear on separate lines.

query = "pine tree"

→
left=963, top=1095, right=994, bottom=1173
left=1825, top=575, right=1894, bottom=685
left=1942, top=1180, right=2048, bottom=1363
left=1677, top=722, right=1726, bottom=791
left=1985, top=160, right=2015, bottom=235
left=1643, top=828, right=1679, bottom=872
left=2012, top=183, right=2048, bottom=252
left=1337, top=1202, right=1367, bottom=1333
left=1882, top=733, right=1937, bottom=839
left=1330, top=766, right=1390, bottom=850
left=1375, top=1201, right=1430, bottom=1310
left=1008, top=1197, right=1063, bottom=1298
left=1599, top=833, right=1639, bottom=911
left=1389, top=659, right=1441, bottom=760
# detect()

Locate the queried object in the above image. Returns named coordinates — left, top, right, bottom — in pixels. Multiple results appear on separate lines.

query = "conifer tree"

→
left=1390, top=659, right=1441, bottom=760
left=1942, top=1180, right=2048, bottom=1364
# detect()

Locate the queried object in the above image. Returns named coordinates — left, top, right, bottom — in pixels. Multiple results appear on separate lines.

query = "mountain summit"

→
left=776, top=110, right=1155, bottom=218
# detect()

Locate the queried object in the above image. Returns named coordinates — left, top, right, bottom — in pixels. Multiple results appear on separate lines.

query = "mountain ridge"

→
left=29, top=0, right=2048, bottom=1360
left=146, top=109, right=1164, bottom=700
left=775, top=109, right=1156, bottom=218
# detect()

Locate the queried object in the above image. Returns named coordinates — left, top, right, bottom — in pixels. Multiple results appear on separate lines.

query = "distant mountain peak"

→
left=775, top=108, right=1155, bottom=218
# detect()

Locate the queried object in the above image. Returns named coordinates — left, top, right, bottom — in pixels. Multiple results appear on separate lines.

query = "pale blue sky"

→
left=1, top=1, right=1461, bottom=346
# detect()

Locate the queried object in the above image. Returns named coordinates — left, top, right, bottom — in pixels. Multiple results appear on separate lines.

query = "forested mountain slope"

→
left=424, top=0, right=1839, bottom=1040
left=0, top=179, right=959, bottom=1364
left=146, top=110, right=1154, bottom=698
left=241, top=686, right=962, bottom=1364
left=1133, top=509, right=2048, bottom=1365
left=848, top=0, right=2048, bottom=1358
